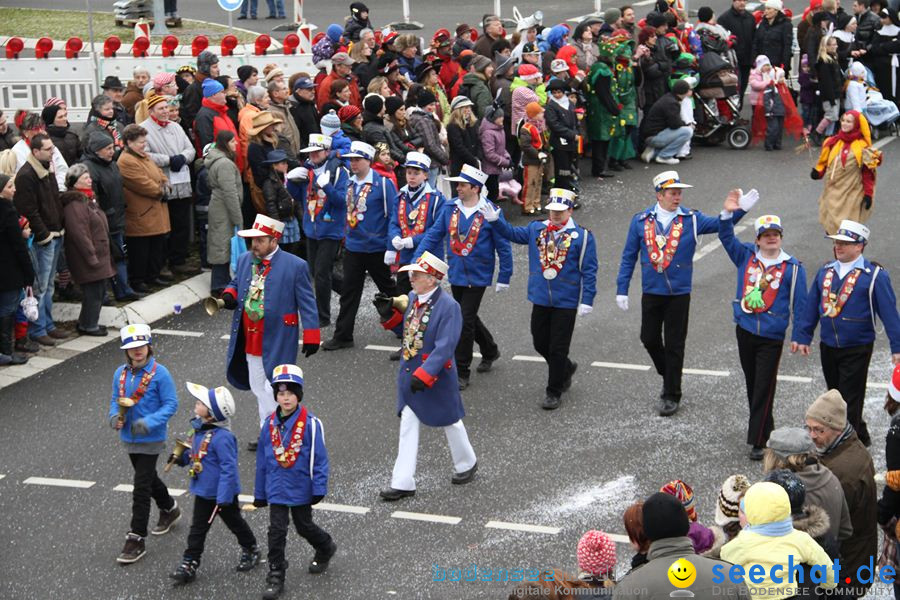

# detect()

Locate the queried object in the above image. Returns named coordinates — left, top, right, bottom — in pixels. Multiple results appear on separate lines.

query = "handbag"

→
left=230, top=227, right=245, bottom=277
left=20, top=286, right=39, bottom=322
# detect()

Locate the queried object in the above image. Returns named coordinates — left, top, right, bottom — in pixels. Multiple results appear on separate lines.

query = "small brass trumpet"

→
left=116, top=397, right=135, bottom=423
left=204, top=297, right=225, bottom=316
left=391, top=294, right=409, bottom=313
left=164, top=438, right=192, bottom=473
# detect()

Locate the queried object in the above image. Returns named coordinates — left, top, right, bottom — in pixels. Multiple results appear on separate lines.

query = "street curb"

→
left=52, top=272, right=211, bottom=328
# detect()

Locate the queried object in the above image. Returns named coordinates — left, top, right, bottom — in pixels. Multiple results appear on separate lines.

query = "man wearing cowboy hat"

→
left=221, top=214, right=320, bottom=449
left=718, top=207, right=808, bottom=460
left=482, top=188, right=598, bottom=410
left=616, top=171, right=758, bottom=416
left=793, top=219, right=900, bottom=447
left=374, top=252, right=478, bottom=500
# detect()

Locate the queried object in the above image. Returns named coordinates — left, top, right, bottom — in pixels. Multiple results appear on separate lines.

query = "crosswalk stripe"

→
left=484, top=520, right=559, bottom=535
left=152, top=329, right=204, bottom=337
left=24, top=477, right=95, bottom=489
left=682, top=368, right=730, bottom=377
left=777, top=375, right=813, bottom=383
left=591, top=361, right=651, bottom=371
left=391, top=511, right=461, bottom=525
left=314, top=502, right=371, bottom=514
left=512, top=355, right=546, bottom=363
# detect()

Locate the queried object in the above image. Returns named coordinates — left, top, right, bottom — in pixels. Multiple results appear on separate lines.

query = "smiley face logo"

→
left=667, top=558, right=696, bottom=589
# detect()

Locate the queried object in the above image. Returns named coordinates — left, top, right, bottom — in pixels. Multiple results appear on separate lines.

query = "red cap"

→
left=517, top=63, right=540, bottom=78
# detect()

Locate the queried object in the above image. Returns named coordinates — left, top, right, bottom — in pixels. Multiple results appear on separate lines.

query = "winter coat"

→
left=518, top=120, right=546, bottom=166
left=345, top=169, right=397, bottom=253
left=794, top=462, right=854, bottom=544
left=61, top=190, right=115, bottom=285
left=384, top=121, right=418, bottom=164
left=879, top=411, right=900, bottom=526
left=343, top=14, right=371, bottom=42
left=174, top=423, right=242, bottom=504
left=478, top=118, right=510, bottom=175
left=407, top=107, right=449, bottom=166
left=640, top=92, right=684, bottom=139
left=639, top=42, right=672, bottom=109
left=262, top=170, right=296, bottom=222
left=316, top=72, right=361, bottom=112
left=122, top=81, right=144, bottom=117
left=13, top=155, right=63, bottom=245
left=0, top=199, right=34, bottom=291
left=141, top=117, right=196, bottom=200
left=289, top=95, right=321, bottom=149
left=816, top=58, right=844, bottom=103
left=0, top=126, right=18, bottom=151
left=107, top=358, right=178, bottom=444
left=362, top=111, right=391, bottom=148
left=255, top=406, right=328, bottom=506
left=718, top=6, right=757, bottom=67
left=754, top=13, right=794, bottom=73
left=460, top=73, right=493, bottom=119
left=571, top=41, right=599, bottom=72
left=855, top=9, right=881, bottom=50
left=205, top=148, right=243, bottom=265
left=446, top=121, right=480, bottom=177
left=82, top=146, right=126, bottom=234
left=511, top=85, right=543, bottom=138
left=180, top=75, right=205, bottom=132
left=80, top=118, right=125, bottom=156
left=195, top=99, right=244, bottom=172
left=290, top=156, right=349, bottom=241
left=544, top=98, right=579, bottom=151
left=117, top=147, right=171, bottom=238
left=269, top=100, right=301, bottom=156
left=12, top=139, right=68, bottom=192
left=47, top=126, right=82, bottom=167
left=473, top=33, right=500, bottom=58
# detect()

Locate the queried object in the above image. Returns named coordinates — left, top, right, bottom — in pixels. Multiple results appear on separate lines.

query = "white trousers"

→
left=247, top=354, right=275, bottom=426
left=390, top=405, right=477, bottom=491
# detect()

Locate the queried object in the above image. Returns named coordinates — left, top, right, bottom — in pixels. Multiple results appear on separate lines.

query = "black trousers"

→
left=485, top=174, right=499, bottom=203
left=530, top=304, right=577, bottom=397
left=591, top=140, right=609, bottom=176
left=127, top=234, right=167, bottom=286
left=267, top=504, right=332, bottom=569
left=128, top=453, right=175, bottom=537
left=306, top=238, right=344, bottom=325
left=78, top=280, right=106, bottom=331
left=736, top=325, right=783, bottom=447
left=640, top=293, right=691, bottom=402
left=396, top=270, right=412, bottom=295
left=738, top=64, right=752, bottom=110
left=552, top=148, right=576, bottom=192
left=451, top=285, right=499, bottom=378
left=167, top=196, right=192, bottom=267
left=184, top=495, right=257, bottom=562
left=820, top=342, right=874, bottom=446
left=333, top=250, right=397, bottom=342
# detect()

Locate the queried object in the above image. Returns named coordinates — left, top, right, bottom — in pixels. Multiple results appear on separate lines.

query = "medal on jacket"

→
left=821, top=268, right=861, bottom=318
left=402, top=299, right=434, bottom=360
left=449, top=208, right=483, bottom=257
left=538, top=227, right=573, bottom=280
left=346, top=182, right=371, bottom=229
left=307, top=175, right=326, bottom=220
left=740, top=256, right=787, bottom=314
left=643, top=216, right=682, bottom=273
left=269, top=406, right=308, bottom=469
left=399, top=192, right=430, bottom=237
left=244, top=260, right=271, bottom=322
left=118, top=361, right=158, bottom=407
left=188, top=431, right=214, bottom=479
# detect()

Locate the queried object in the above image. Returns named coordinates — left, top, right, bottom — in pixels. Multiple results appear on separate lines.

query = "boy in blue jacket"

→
left=254, top=364, right=335, bottom=600
left=169, top=383, right=259, bottom=584
left=108, top=324, right=181, bottom=565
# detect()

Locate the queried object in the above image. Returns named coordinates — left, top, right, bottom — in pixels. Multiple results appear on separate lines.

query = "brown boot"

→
left=151, top=500, right=182, bottom=535
left=116, top=532, right=146, bottom=564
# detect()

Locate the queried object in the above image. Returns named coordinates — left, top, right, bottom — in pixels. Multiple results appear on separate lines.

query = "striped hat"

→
left=186, top=382, right=236, bottom=422
left=399, top=250, right=449, bottom=280
left=146, top=92, right=167, bottom=109
left=660, top=480, right=697, bottom=522
left=238, top=214, right=285, bottom=239
left=545, top=188, right=577, bottom=211
left=714, top=474, right=751, bottom=526
left=272, top=364, right=305, bottom=386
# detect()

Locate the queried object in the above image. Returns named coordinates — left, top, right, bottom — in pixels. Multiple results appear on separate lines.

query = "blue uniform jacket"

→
left=224, top=248, right=320, bottom=390
left=387, top=183, right=446, bottom=265
left=344, top=169, right=397, bottom=254
left=289, top=157, right=349, bottom=241
left=492, top=216, right=598, bottom=309
left=415, top=199, right=513, bottom=288
left=718, top=216, right=808, bottom=341
left=616, top=205, right=747, bottom=296
left=175, top=424, right=241, bottom=504
left=107, top=358, right=178, bottom=444
left=397, top=287, right=466, bottom=427
left=254, top=407, right=328, bottom=506
left=328, top=130, right=352, bottom=167
left=794, top=257, right=900, bottom=352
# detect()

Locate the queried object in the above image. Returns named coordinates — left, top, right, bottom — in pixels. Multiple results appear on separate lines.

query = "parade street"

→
left=1, top=134, right=899, bottom=598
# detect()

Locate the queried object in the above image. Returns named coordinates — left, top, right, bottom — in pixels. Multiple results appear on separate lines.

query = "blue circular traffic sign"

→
left=218, top=0, right=243, bottom=11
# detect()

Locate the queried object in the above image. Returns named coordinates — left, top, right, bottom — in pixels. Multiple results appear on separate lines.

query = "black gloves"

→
left=169, top=154, right=187, bottom=172
left=373, top=293, right=394, bottom=321
left=221, top=292, right=237, bottom=310
left=810, top=168, right=821, bottom=180
left=410, top=376, right=426, bottom=394
left=862, top=195, right=872, bottom=210
left=253, top=498, right=268, bottom=508
left=311, top=495, right=324, bottom=505
left=302, top=343, right=320, bottom=358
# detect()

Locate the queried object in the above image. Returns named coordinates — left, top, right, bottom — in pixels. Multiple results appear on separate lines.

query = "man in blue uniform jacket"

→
left=616, top=171, right=758, bottom=416
left=483, top=188, right=598, bottom=410
left=793, top=219, right=900, bottom=447
left=374, top=252, right=478, bottom=501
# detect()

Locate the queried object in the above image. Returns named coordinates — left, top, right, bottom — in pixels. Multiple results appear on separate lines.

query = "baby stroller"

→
left=693, top=52, right=750, bottom=149
left=858, top=65, right=900, bottom=138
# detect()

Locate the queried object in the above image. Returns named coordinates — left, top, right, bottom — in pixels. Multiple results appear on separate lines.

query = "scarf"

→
left=75, top=186, right=94, bottom=199
left=550, top=94, right=571, bottom=110
left=25, top=152, right=51, bottom=179
left=739, top=499, right=795, bottom=536
left=818, top=110, right=870, bottom=168
left=824, top=110, right=864, bottom=149
left=817, top=422, right=853, bottom=457
left=95, top=117, right=123, bottom=146
left=151, top=115, right=169, bottom=128
left=46, top=124, right=69, bottom=138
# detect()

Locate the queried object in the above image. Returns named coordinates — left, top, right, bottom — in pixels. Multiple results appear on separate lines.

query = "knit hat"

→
left=647, top=13, right=667, bottom=28
left=40, top=104, right=62, bottom=127
left=470, top=54, right=493, bottom=73
left=714, top=474, right=751, bottom=526
left=494, top=54, right=516, bottom=78
left=660, top=480, right=697, bottom=522
left=237, top=65, right=256, bottom=83
left=576, top=531, right=617, bottom=577
left=196, top=50, right=219, bottom=75
left=44, top=97, right=66, bottom=108
left=385, top=95, right=405, bottom=116
left=87, top=131, right=115, bottom=153
left=805, top=389, right=848, bottom=431
left=765, top=0, right=784, bottom=10
left=550, top=59, right=569, bottom=73
left=327, top=23, right=344, bottom=43
left=698, top=6, right=715, bottom=22
left=153, top=72, right=176, bottom=89
left=64, top=163, right=89, bottom=190
left=765, top=469, right=807, bottom=515
left=417, top=89, right=437, bottom=107
left=0, top=173, right=10, bottom=193
left=485, top=104, right=504, bottom=121
left=525, top=101, right=544, bottom=119
left=350, top=2, right=369, bottom=16
left=320, top=110, right=341, bottom=135
left=603, top=7, right=622, bottom=23
left=766, top=427, right=816, bottom=459
left=338, top=104, right=361, bottom=122
left=449, top=95, right=474, bottom=111
left=363, top=93, right=384, bottom=115
left=202, top=78, right=225, bottom=98
left=146, top=92, right=167, bottom=110
left=642, top=492, right=690, bottom=541
left=518, top=63, right=541, bottom=80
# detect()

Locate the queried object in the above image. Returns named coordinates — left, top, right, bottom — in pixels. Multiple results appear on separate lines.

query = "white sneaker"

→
left=655, top=156, right=680, bottom=165
left=641, top=147, right=655, bottom=163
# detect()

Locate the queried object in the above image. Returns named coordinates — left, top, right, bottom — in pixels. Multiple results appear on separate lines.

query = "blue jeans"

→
left=646, top=126, right=693, bottom=159
left=267, top=0, right=285, bottom=16
left=29, top=237, right=61, bottom=337
left=240, top=0, right=258, bottom=17
left=0, top=289, right=20, bottom=318
left=427, top=167, right=441, bottom=189
left=110, top=231, right=136, bottom=299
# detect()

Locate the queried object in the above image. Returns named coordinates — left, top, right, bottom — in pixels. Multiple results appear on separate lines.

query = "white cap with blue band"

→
left=120, top=323, right=152, bottom=349
left=545, top=188, right=578, bottom=211
left=445, top=163, right=488, bottom=187
left=272, top=364, right=305, bottom=386
left=827, top=219, right=869, bottom=243
left=403, top=151, right=431, bottom=171
left=186, top=382, right=236, bottom=422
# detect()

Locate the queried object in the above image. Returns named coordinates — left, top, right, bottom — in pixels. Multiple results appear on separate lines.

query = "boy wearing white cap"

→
left=616, top=172, right=758, bottom=416
left=793, top=219, right=900, bottom=447
left=323, top=140, right=400, bottom=350
left=169, top=383, right=259, bottom=584
left=415, top=164, right=513, bottom=390
left=482, top=189, right=598, bottom=409
left=718, top=205, right=808, bottom=460
left=109, top=324, right=181, bottom=564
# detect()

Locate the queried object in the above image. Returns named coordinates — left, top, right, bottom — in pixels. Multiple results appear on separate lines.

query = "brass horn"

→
left=164, top=438, right=192, bottom=473
left=116, top=397, right=135, bottom=424
left=392, top=294, right=409, bottom=313
left=204, top=297, right=225, bottom=316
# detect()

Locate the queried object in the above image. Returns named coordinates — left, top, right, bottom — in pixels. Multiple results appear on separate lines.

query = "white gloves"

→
left=400, top=236, right=414, bottom=249
left=577, top=303, right=593, bottom=317
left=495, top=283, right=509, bottom=293
left=616, top=295, right=629, bottom=311
left=391, top=235, right=404, bottom=250
left=287, top=166, right=309, bottom=181
left=480, top=203, right=501, bottom=222
left=316, top=169, right=331, bottom=189
left=538, top=152, right=548, bottom=163
left=383, top=250, right=397, bottom=265
left=738, top=188, right=759, bottom=212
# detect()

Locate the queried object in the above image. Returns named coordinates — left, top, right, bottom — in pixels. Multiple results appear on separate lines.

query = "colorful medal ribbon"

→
left=118, top=361, right=159, bottom=405
left=307, top=175, right=326, bottom=220
left=537, top=228, right=573, bottom=278
left=244, top=260, right=271, bottom=322
left=269, top=406, right=309, bottom=469
left=346, top=182, right=372, bottom=229
left=449, top=208, right=483, bottom=257
left=399, top=192, right=430, bottom=238
left=821, top=268, right=862, bottom=318
left=740, top=256, right=788, bottom=314
left=643, top=216, right=682, bottom=274
left=188, top=430, right=214, bottom=479
left=402, top=300, right=434, bottom=361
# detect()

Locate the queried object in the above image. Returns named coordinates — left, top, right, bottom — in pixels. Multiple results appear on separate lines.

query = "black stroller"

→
left=692, top=48, right=751, bottom=149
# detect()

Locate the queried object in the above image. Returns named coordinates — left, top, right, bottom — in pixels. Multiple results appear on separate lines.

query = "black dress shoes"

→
left=379, top=488, right=415, bottom=501
left=451, top=463, right=477, bottom=485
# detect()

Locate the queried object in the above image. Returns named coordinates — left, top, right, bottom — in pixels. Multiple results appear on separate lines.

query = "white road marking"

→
left=682, top=368, right=730, bottom=377
left=608, top=533, right=631, bottom=545
left=221, top=334, right=231, bottom=340
left=591, top=361, right=651, bottom=371
left=314, top=502, right=371, bottom=514
left=694, top=224, right=749, bottom=262
left=485, top=520, right=560, bottom=535
left=391, top=511, right=461, bottom=525
left=512, top=355, right=546, bottom=363
left=873, top=135, right=899, bottom=150
left=24, top=477, right=95, bottom=489
left=366, top=344, right=400, bottom=352
left=778, top=375, right=813, bottom=383
left=869, top=382, right=889, bottom=390
left=0, top=474, right=5, bottom=481
left=239, top=494, right=254, bottom=504
left=113, top=484, right=186, bottom=496
left=633, top=0, right=657, bottom=5
left=152, top=329, right=204, bottom=337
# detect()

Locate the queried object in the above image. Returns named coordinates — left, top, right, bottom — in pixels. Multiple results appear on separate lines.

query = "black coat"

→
left=446, top=121, right=480, bottom=177
left=180, top=76, right=205, bottom=133
left=718, top=7, right=757, bottom=67
left=544, top=99, right=579, bottom=151
left=0, top=199, right=34, bottom=291
left=385, top=122, right=421, bottom=164
left=47, top=126, right=82, bottom=167
left=362, top=112, right=391, bottom=149
left=816, top=58, right=844, bottom=103
left=262, top=170, right=295, bottom=221
left=639, top=42, right=672, bottom=109
left=289, top=95, right=320, bottom=150
left=13, top=160, right=63, bottom=245
left=82, top=147, right=126, bottom=234
left=878, top=412, right=900, bottom=525
left=641, top=93, right=684, bottom=139
left=753, top=13, right=794, bottom=73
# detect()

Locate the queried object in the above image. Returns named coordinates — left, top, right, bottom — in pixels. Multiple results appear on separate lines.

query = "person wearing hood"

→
left=42, top=103, right=80, bottom=167
left=720, top=482, right=836, bottom=599
left=540, top=24, right=571, bottom=74
left=718, top=211, right=807, bottom=459
left=181, top=50, right=220, bottom=134
left=460, top=55, right=494, bottom=119
left=866, top=7, right=900, bottom=103
left=766, top=469, right=839, bottom=558
left=586, top=40, right=622, bottom=178
left=205, top=132, right=244, bottom=296
left=0, top=172, right=33, bottom=365
left=343, top=2, right=372, bottom=42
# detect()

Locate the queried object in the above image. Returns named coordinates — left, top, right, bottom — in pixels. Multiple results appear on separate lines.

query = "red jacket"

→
left=438, top=57, right=463, bottom=99
left=194, top=98, right=244, bottom=172
left=316, top=72, right=361, bottom=112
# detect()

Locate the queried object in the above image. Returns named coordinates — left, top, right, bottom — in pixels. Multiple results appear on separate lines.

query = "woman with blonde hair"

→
left=367, top=76, right=392, bottom=98
left=445, top=96, right=480, bottom=195
left=814, top=35, right=844, bottom=140
left=350, top=39, right=376, bottom=89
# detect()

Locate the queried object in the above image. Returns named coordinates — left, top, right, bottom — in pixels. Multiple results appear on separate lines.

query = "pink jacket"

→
left=478, top=118, right=511, bottom=175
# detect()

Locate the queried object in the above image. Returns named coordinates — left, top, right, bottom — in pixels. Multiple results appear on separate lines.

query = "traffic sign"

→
left=217, top=0, right=243, bottom=12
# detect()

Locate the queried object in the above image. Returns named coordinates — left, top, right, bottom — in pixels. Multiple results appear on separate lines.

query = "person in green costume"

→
left=586, top=35, right=637, bottom=177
